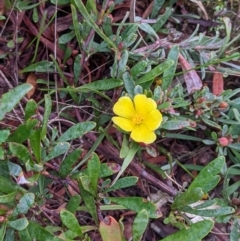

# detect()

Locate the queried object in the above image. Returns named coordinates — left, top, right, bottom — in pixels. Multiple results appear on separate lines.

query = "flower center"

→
left=132, top=114, right=144, bottom=125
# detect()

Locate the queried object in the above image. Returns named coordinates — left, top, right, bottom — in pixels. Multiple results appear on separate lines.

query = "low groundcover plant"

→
left=112, top=94, right=163, bottom=144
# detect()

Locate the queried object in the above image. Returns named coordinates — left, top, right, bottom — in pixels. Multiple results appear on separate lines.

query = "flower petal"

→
left=112, top=117, right=134, bottom=132
left=134, top=94, right=157, bottom=116
left=113, top=96, right=136, bottom=118
left=143, top=109, right=163, bottom=130
left=130, top=124, right=156, bottom=144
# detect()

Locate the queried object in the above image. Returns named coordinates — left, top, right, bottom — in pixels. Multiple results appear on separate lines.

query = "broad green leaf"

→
left=131, top=60, right=148, bottom=79
left=112, top=142, right=139, bottom=185
left=20, top=61, right=54, bottom=73
left=77, top=78, right=123, bottom=91
left=0, top=84, right=33, bottom=121
left=117, top=50, right=129, bottom=78
left=41, top=94, right=52, bottom=139
left=7, top=119, right=38, bottom=143
left=80, top=175, right=95, bottom=195
left=188, top=156, right=225, bottom=193
left=0, top=191, right=17, bottom=203
left=8, top=218, right=29, bottom=231
left=18, top=229, right=32, bottom=241
left=99, top=163, right=121, bottom=178
left=133, top=209, right=149, bottom=241
left=13, top=193, right=35, bottom=216
left=160, top=220, right=213, bottom=241
left=29, top=129, right=41, bottom=163
left=0, top=176, right=21, bottom=194
left=0, top=130, right=10, bottom=143
left=181, top=205, right=235, bottom=217
left=27, top=221, right=62, bottom=241
left=151, top=0, right=165, bottom=18
left=135, top=60, right=174, bottom=85
left=66, top=195, right=81, bottom=213
left=24, top=99, right=38, bottom=121
left=59, top=31, right=75, bottom=44
left=106, top=176, right=138, bottom=192
left=87, top=153, right=100, bottom=196
left=44, top=142, right=70, bottom=162
left=99, top=216, right=122, bottom=241
left=228, top=143, right=240, bottom=151
left=161, top=119, right=190, bottom=130
left=58, top=122, right=96, bottom=142
left=171, top=188, right=204, bottom=210
left=79, top=179, right=98, bottom=225
left=9, top=142, right=32, bottom=164
left=162, top=46, right=179, bottom=90
left=230, top=219, right=239, bottom=241
left=73, top=54, right=82, bottom=84
left=59, top=149, right=82, bottom=178
left=122, top=72, right=135, bottom=98
left=8, top=161, right=22, bottom=176
left=86, top=0, right=97, bottom=14
left=109, top=197, right=162, bottom=219
left=60, top=210, right=82, bottom=237
left=0, top=222, right=7, bottom=241
left=122, top=24, right=138, bottom=47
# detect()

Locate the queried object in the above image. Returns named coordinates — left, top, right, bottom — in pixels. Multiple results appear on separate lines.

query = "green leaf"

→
left=109, top=197, right=162, bottom=219
left=133, top=209, right=149, bottom=241
left=0, top=84, right=33, bottom=121
left=18, top=229, right=32, bottom=241
left=59, top=149, right=82, bottom=178
left=0, top=176, right=21, bottom=194
left=87, top=153, right=100, bottom=196
left=151, top=0, right=165, bottom=18
left=79, top=178, right=98, bottom=225
left=106, top=176, right=138, bottom=192
left=44, top=142, right=70, bottom=162
left=7, top=119, right=38, bottom=143
left=131, top=60, right=148, bottom=79
left=181, top=205, right=234, bottom=217
left=228, top=143, right=240, bottom=151
left=161, top=119, right=190, bottom=130
left=41, top=94, right=52, bottom=139
left=29, top=129, right=41, bottom=163
left=99, top=216, right=123, bottom=241
left=66, top=195, right=81, bottom=213
left=78, top=78, right=123, bottom=91
left=0, top=222, right=7, bottom=241
left=99, top=163, right=121, bottom=178
left=160, top=220, right=213, bottom=241
left=60, top=210, right=82, bottom=237
left=24, top=99, right=38, bottom=121
left=8, top=218, right=29, bottom=231
left=136, top=60, right=174, bottom=85
left=13, top=193, right=35, bottom=216
left=0, top=130, right=10, bottom=143
left=0, top=191, right=17, bottom=203
left=188, top=156, right=225, bottom=193
left=172, top=187, right=204, bottom=210
left=58, top=122, right=96, bottom=142
left=162, top=46, right=179, bottom=90
left=122, top=72, right=135, bottom=98
left=20, top=61, right=54, bottom=73
left=112, top=142, right=139, bottom=185
left=27, top=221, right=62, bottom=241
left=9, top=142, right=32, bottom=164
left=117, top=50, right=129, bottom=78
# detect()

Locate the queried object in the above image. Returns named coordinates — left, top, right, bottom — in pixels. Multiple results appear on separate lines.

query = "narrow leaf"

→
left=0, top=84, right=33, bottom=121
left=109, top=197, right=162, bottom=219
left=58, top=122, right=96, bottom=142
left=60, top=210, right=82, bottom=237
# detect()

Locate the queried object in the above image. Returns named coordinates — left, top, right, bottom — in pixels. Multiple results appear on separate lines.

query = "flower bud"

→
left=218, top=137, right=229, bottom=146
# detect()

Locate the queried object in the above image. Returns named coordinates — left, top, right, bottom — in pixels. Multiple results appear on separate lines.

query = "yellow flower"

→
left=112, top=94, right=163, bottom=144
